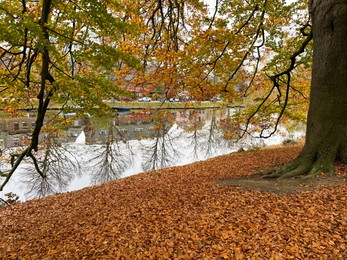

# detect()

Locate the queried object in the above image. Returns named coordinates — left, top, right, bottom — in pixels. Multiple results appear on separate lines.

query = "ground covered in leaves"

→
left=1, top=145, right=347, bottom=259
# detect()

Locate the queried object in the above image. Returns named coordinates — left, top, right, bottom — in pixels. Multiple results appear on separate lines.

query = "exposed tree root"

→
left=262, top=153, right=335, bottom=180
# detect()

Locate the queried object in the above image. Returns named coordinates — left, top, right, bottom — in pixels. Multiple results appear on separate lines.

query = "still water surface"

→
left=0, top=108, right=305, bottom=201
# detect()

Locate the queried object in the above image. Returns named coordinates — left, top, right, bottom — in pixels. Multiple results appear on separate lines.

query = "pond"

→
left=0, top=108, right=305, bottom=202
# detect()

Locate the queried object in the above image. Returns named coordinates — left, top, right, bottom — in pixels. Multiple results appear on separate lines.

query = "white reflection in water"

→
left=0, top=109, right=305, bottom=202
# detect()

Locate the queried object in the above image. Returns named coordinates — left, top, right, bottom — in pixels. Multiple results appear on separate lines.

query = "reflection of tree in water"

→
left=90, top=121, right=132, bottom=185
left=83, top=118, right=96, bottom=145
left=21, top=135, right=80, bottom=199
left=142, top=111, right=181, bottom=171
left=181, top=110, right=204, bottom=160
left=204, top=110, right=221, bottom=157
left=183, top=109, right=225, bottom=159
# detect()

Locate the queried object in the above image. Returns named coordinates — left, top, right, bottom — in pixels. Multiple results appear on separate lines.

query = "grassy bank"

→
left=0, top=100, right=244, bottom=112
left=107, top=100, right=231, bottom=110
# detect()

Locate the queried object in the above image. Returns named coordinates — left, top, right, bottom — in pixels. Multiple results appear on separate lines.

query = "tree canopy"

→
left=0, top=0, right=329, bottom=194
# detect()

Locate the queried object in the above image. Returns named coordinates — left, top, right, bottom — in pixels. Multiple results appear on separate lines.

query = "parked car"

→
left=138, top=97, right=152, bottom=102
left=169, top=97, right=180, bottom=102
left=210, top=96, right=222, bottom=102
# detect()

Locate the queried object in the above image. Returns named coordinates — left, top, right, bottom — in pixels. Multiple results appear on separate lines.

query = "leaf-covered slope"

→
left=1, top=145, right=346, bottom=259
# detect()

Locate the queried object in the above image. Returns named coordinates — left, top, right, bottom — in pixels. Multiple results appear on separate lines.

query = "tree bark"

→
left=266, top=0, right=347, bottom=178
left=31, top=0, right=54, bottom=152
left=0, top=0, right=54, bottom=192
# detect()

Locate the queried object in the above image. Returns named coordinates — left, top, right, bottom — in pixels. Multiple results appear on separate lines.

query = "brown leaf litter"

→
left=0, top=144, right=346, bottom=259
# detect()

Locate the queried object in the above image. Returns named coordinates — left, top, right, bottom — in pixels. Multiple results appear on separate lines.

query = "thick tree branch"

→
left=31, top=0, right=55, bottom=152
left=0, top=147, right=29, bottom=191
left=272, top=31, right=313, bottom=80
left=241, top=29, right=313, bottom=138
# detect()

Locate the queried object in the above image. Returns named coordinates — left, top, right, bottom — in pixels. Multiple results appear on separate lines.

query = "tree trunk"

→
left=267, top=0, right=347, bottom=178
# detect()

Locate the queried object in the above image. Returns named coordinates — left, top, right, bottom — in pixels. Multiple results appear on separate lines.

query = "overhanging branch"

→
left=241, top=29, right=313, bottom=139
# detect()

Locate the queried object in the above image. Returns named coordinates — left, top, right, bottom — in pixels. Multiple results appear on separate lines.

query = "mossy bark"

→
left=266, top=0, right=347, bottom=179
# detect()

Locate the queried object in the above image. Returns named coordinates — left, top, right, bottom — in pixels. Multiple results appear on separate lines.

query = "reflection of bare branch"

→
left=90, top=123, right=131, bottom=185
left=205, top=110, right=219, bottom=157
left=183, top=109, right=224, bottom=159
left=189, top=124, right=200, bottom=160
left=185, top=110, right=204, bottom=160
left=90, top=143, right=129, bottom=185
left=142, top=119, right=181, bottom=172
left=21, top=136, right=80, bottom=199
